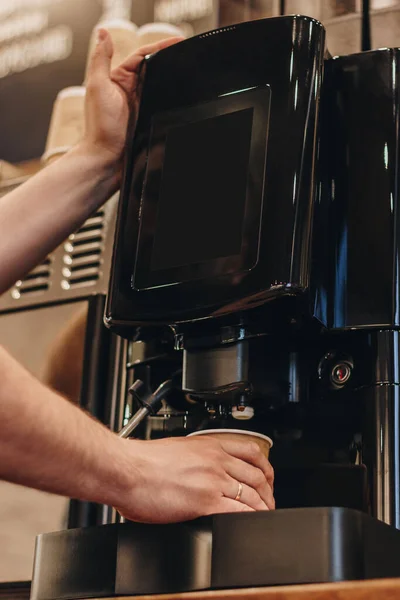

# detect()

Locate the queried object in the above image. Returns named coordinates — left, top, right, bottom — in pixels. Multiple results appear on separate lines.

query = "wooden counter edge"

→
left=94, top=578, right=400, bottom=600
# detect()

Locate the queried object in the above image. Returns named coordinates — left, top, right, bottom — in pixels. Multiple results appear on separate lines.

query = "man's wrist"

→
left=95, top=436, right=143, bottom=509
left=74, top=139, right=121, bottom=175
left=63, top=140, right=122, bottom=208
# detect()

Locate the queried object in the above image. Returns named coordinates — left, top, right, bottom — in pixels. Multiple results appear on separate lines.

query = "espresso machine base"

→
left=31, top=508, right=400, bottom=600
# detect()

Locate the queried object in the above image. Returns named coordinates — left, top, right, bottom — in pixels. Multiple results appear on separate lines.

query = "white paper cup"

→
left=0, top=160, right=24, bottom=181
left=188, top=428, right=273, bottom=459
left=42, top=86, right=86, bottom=165
left=136, top=22, right=186, bottom=46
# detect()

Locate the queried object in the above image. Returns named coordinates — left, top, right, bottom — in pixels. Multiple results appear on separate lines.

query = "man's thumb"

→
left=86, top=28, right=113, bottom=83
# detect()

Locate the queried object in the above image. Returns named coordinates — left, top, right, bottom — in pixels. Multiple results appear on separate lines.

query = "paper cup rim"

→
left=187, top=429, right=273, bottom=448
left=137, top=22, right=186, bottom=37
left=57, top=86, right=86, bottom=99
left=96, top=18, right=138, bottom=32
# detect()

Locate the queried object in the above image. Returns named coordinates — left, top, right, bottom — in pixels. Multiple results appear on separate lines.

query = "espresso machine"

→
left=31, top=15, right=400, bottom=599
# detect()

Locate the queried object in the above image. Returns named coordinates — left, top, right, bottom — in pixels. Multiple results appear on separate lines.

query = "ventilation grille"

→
left=62, top=210, right=104, bottom=290
left=11, top=258, right=51, bottom=299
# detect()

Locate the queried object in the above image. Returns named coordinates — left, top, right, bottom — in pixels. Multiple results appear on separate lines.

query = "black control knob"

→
left=318, top=351, right=354, bottom=390
left=330, top=362, right=352, bottom=386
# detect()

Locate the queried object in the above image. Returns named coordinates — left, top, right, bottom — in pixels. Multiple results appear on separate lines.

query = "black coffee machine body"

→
left=317, top=47, right=400, bottom=527
left=31, top=16, right=400, bottom=599
left=106, top=14, right=327, bottom=494
left=107, top=15, right=323, bottom=324
left=105, top=15, right=400, bottom=524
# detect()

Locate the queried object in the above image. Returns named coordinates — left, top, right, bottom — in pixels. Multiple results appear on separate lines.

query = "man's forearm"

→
left=0, top=344, right=134, bottom=508
left=0, top=344, right=276, bottom=523
left=0, top=143, right=119, bottom=295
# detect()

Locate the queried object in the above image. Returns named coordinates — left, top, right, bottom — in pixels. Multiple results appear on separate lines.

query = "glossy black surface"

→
left=363, top=382, right=400, bottom=529
left=133, top=87, right=270, bottom=290
left=106, top=15, right=325, bottom=328
left=31, top=509, right=400, bottom=599
left=321, top=49, right=400, bottom=329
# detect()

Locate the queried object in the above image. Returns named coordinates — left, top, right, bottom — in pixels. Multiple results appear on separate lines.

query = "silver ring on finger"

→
left=234, top=481, right=243, bottom=502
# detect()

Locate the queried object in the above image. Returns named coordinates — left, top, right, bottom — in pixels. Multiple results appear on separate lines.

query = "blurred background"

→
left=1, top=0, right=399, bottom=168
left=0, top=0, right=399, bottom=586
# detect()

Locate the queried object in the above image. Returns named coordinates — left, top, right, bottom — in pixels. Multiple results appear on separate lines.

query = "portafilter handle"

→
left=118, top=378, right=174, bottom=439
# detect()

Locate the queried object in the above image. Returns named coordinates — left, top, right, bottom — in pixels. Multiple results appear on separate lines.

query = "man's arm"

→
left=0, top=145, right=116, bottom=295
left=0, top=30, right=183, bottom=295
left=0, top=344, right=274, bottom=523
left=0, top=31, right=275, bottom=522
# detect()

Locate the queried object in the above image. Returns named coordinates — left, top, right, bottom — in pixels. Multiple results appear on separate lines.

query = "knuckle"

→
left=198, top=437, right=219, bottom=449
left=253, top=469, right=266, bottom=487
left=248, top=442, right=262, bottom=460
left=201, top=461, right=218, bottom=477
left=203, top=463, right=226, bottom=486
left=247, top=488, right=258, bottom=503
left=208, top=441, right=224, bottom=460
left=86, top=75, right=102, bottom=93
left=267, top=492, right=276, bottom=510
left=247, top=489, right=264, bottom=509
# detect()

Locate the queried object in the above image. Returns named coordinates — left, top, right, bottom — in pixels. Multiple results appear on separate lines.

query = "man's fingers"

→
left=118, top=36, right=184, bottom=74
left=223, top=477, right=270, bottom=511
left=86, top=29, right=113, bottom=84
left=135, top=35, right=185, bottom=58
left=110, top=36, right=184, bottom=99
left=225, top=458, right=275, bottom=510
left=218, top=439, right=274, bottom=486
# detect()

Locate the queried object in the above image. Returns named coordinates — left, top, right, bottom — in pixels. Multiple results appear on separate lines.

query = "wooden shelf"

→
left=93, top=578, right=400, bottom=600
left=4, top=578, right=400, bottom=600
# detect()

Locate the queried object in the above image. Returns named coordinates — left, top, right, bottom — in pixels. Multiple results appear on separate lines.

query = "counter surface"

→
left=93, top=578, right=400, bottom=600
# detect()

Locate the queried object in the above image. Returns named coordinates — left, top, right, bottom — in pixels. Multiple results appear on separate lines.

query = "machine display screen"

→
left=132, top=85, right=271, bottom=290
left=150, top=108, right=253, bottom=271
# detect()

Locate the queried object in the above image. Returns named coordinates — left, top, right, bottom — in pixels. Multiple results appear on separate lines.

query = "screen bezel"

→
left=132, top=86, right=271, bottom=291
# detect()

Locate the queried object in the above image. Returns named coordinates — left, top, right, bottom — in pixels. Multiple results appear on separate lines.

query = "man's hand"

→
left=0, top=344, right=274, bottom=525
left=0, top=32, right=184, bottom=295
left=113, top=436, right=275, bottom=524
left=84, top=29, right=183, bottom=169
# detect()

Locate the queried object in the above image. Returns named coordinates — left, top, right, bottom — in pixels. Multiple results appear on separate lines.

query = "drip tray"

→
left=31, top=507, right=400, bottom=599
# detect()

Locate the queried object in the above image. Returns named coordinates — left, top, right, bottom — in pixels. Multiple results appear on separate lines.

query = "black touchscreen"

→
left=150, top=108, right=254, bottom=271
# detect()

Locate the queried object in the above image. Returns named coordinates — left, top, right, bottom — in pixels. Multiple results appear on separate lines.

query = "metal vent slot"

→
left=11, top=257, right=52, bottom=299
left=16, top=283, right=49, bottom=295
left=62, top=210, right=105, bottom=290
left=68, top=247, right=102, bottom=260
left=63, top=263, right=101, bottom=278
left=68, top=234, right=102, bottom=247
left=23, top=268, right=50, bottom=281
left=64, top=241, right=102, bottom=255
left=78, top=223, right=104, bottom=234
left=69, top=267, right=99, bottom=280
left=69, top=261, right=100, bottom=272
left=64, top=254, right=101, bottom=267
left=78, top=214, right=104, bottom=227
left=62, top=273, right=99, bottom=290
